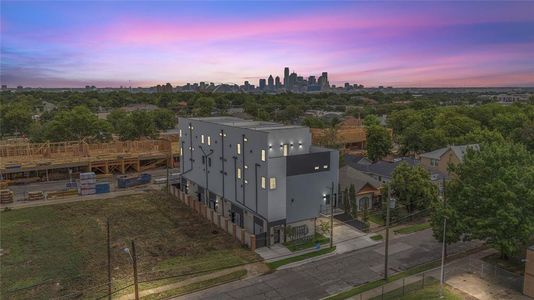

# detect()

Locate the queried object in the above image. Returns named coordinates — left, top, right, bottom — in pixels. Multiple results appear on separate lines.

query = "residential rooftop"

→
left=187, top=116, right=305, bottom=132
left=420, top=144, right=479, bottom=161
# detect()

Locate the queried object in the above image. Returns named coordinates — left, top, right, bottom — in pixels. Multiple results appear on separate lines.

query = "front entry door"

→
left=274, top=228, right=281, bottom=244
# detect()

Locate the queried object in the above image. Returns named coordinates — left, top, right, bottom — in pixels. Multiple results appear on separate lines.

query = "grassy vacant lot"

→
left=1, top=191, right=259, bottom=299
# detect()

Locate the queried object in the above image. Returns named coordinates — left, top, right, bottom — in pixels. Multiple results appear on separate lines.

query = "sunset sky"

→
left=1, top=1, right=534, bottom=88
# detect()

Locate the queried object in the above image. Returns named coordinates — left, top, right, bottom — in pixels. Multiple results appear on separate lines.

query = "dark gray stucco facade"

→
left=178, top=116, right=338, bottom=246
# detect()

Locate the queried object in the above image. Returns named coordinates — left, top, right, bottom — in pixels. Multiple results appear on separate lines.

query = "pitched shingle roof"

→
left=344, top=155, right=419, bottom=178
left=420, top=144, right=479, bottom=161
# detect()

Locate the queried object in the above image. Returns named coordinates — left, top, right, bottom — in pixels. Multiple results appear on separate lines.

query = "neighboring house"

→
left=339, top=165, right=381, bottom=211
left=420, top=144, right=479, bottom=177
left=178, top=117, right=339, bottom=247
left=345, top=155, right=419, bottom=184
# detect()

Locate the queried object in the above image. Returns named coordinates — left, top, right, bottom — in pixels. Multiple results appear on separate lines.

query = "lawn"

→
left=370, top=234, right=383, bottom=241
left=394, top=283, right=464, bottom=300
left=283, top=233, right=330, bottom=252
left=267, top=247, right=336, bottom=270
left=368, top=212, right=385, bottom=226
left=0, top=191, right=259, bottom=299
left=394, top=223, right=431, bottom=235
left=481, top=253, right=525, bottom=275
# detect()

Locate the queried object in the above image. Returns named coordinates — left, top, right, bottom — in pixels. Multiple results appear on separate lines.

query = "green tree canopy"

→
left=366, top=125, right=392, bottom=162
left=34, top=106, right=112, bottom=142
left=436, top=142, right=534, bottom=258
left=389, top=163, right=438, bottom=214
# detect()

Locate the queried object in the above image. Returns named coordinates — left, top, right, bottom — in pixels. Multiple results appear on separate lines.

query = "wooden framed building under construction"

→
left=0, top=139, right=180, bottom=184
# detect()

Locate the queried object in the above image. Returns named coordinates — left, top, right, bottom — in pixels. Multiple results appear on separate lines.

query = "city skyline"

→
left=2, top=1, right=534, bottom=88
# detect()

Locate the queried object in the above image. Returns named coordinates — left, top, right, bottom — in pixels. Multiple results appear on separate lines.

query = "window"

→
left=237, top=143, right=241, bottom=155
left=180, top=147, right=183, bottom=156
left=261, top=150, right=266, bottom=161
left=237, top=168, right=242, bottom=179
left=201, top=134, right=205, bottom=144
left=261, top=176, right=266, bottom=189
left=283, top=144, right=288, bottom=156
left=314, top=166, right=319, bottom=170
left=323, top=165, right=328, bottom=169
left=208, top=157, right=211, bottom=167
left=430, top=159, right=438, bottom=167
left=179, top=129, right=182, bottom=138
left=202, top=156, right=206, bottom=164
left=207, top=136, right=211, bottom=145
left=269, top=177, right=276, bottom=189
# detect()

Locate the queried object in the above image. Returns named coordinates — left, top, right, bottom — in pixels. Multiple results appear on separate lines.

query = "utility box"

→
left=525, top=245, right=534, bottom=298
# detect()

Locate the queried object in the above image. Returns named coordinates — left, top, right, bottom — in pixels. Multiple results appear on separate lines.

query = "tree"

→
left=303, top=116, right=326, bottom=128
left=343, top=187, right=350, bottom=213
left=318, top=220, right=330, bottom=237
left=107, top=109, right=128, bottom=131
left=116, top=111, right=158, bottom=140
left=363, top=114, right=380, bottom=127
left=349, top=184, right=357, bottom=218
left=366, top=125, right=392, bottom=161
left=1, top=102, right=33, bottom=136
left=38, top=106, right=112, bottom=142
left=389, top=163, right=438, bottom=215
left=192, top=97, right=215, bottom=117
left=152, top=108, right=176, bottom=130
left=440, top=142, right=534, bottom=258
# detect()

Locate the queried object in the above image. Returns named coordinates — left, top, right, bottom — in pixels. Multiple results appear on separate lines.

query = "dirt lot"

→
left=0, top=191, right=260, bottom=299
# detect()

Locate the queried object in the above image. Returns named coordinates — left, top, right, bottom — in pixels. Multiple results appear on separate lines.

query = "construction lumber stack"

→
left=0, top=189, right=14, bottom=204
left=79, top=172, right=96, bottom=195
left=28, top=191, right=45, bottom=201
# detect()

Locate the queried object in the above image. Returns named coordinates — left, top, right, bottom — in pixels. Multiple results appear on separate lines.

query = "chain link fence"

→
left=350, top=255, right=524, bottom=300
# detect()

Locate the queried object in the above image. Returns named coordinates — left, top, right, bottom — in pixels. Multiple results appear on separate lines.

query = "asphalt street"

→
left=174, top=229, right=482, bottom=300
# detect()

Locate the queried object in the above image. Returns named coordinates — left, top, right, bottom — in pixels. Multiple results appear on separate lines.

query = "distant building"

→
left=1, top=85, right=7, bottom=90
left=275, top=76, right=281, bottom=88
left=284, top=67, right=290, bottom=89
left=259, top=79, right=266, bottom=90
left=267, top=75, right=274, bottom=90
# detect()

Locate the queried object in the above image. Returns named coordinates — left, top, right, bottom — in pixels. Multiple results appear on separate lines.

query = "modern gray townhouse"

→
left=178, top=117, right=338, bottom=247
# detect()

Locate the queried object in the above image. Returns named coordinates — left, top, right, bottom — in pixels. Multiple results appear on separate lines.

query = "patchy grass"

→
left=267, top=247, right=336, bottom=270
left=368, top=212, right=385, bottom=226
left=0, top=192, right=259, bottom=299
left=394, top=223, right=431, bottom=235
left=326, top=260, right=442, bottom=300
left=370, top=234, right=383, bottom=241
left=283, top=233, right=330, bottom=252
left=142, top=269, right=247, bottom=300
left=393, top=283, right=463, bottom=300
left=326, top=245, right=487, bottom=300
left=481, top=253, right=525, bottom=275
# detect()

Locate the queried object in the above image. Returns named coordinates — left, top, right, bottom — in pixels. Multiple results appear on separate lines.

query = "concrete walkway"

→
left=256, top=217, right=380, bottom=262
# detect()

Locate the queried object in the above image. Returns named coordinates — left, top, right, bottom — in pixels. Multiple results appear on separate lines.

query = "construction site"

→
left=0, top=138, right=180, bottom=185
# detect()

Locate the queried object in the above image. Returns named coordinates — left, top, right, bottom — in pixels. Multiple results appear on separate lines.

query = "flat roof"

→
left=186, top=116, right=305, bottom=132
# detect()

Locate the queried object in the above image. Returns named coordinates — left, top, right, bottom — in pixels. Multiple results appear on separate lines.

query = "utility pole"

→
left=107, top=219, right=112, bottom=300
left=384, top=185, right=391, bottom=281
left=166, top=153, right=170, bottom=194
left=330, top=181, right=334, bottom=249
left=440, top=177, right=447, bottom=297
left=131, top=240, right=139, bottom=300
